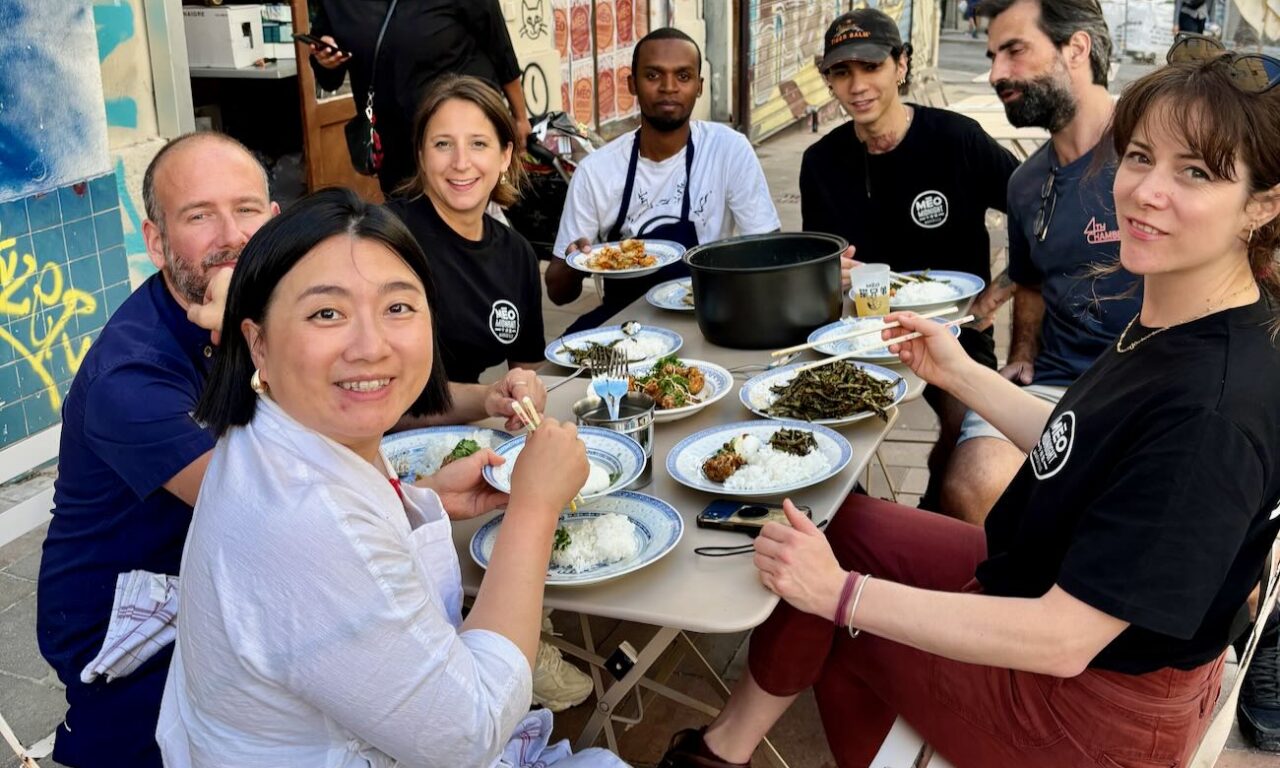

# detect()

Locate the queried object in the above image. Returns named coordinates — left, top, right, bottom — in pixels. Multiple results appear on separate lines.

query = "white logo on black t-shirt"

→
left=1269, top=499, right=1280, bottom=521
left=489, top=300, right=520, bottom=345
left=910, top=191, right=949, bottom=229
left=1030, top=411, right=1075, bottom=480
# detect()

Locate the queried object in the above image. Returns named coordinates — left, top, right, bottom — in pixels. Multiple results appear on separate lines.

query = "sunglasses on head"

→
left=1167, top=34, right=1280, bottom=93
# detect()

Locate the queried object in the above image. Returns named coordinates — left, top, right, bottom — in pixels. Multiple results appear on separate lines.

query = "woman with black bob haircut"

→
left=156, top=188, right=624, bottom=768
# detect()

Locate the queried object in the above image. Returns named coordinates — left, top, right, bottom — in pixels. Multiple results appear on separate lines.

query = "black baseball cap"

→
left=820, top=8, right=903, bottom=72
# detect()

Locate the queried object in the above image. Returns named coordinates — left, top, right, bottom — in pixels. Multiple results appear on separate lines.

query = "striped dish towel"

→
left=79, top=570, right=179, bottom=684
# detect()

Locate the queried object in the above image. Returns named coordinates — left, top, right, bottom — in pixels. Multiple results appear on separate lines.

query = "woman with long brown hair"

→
left=661, top=39, right=1280, bottom=768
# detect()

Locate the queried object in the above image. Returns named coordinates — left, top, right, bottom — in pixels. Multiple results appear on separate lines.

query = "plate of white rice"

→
left=666, top=420, right=853, bottom=497
left=483, top=426, right=645, bottom=500
left=545, top=324, right=683, bottom=367
left=875, top=270, right=985, bottom=314
left=381, top=426, right=513, bottom=482
left=469, top=491, right=683, bottom=585
left=807, top=317, right=962, bottom=363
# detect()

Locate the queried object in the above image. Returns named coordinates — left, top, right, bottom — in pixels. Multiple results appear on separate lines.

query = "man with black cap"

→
left=798, top=7, right=1019, bottom=507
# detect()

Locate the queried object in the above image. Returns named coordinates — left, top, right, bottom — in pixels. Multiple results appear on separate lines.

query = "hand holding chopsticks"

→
left=510, top=397, right=585, bottom=512
left=792, top=315, right=975, bottom=374
left=770, top=305, right=959, bottom=358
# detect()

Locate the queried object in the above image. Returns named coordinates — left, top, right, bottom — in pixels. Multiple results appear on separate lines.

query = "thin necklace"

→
left=1115, top=282, right=1257, bottom=353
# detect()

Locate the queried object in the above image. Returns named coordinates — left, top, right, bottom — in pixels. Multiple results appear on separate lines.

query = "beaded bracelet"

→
left=846, top=574, right=873, bottom=639
left=833, top=571, right=860, bottom=626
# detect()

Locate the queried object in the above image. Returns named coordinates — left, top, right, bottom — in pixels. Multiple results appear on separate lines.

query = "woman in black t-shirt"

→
left=660, top=50, right=1280, bottom=768
left=386, top=76, right=545, bottom=384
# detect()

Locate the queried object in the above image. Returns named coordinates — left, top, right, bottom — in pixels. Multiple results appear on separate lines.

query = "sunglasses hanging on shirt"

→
left=1166, top=33, right=1280, bottom=94
left=1033, top=165, right=1057, bottom=243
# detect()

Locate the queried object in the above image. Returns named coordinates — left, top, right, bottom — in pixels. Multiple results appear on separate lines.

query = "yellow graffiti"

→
left=0, top=229, right=98, bottom=412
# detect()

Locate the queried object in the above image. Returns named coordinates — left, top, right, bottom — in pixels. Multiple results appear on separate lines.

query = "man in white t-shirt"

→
left=545, top=28, right=782, bottom=329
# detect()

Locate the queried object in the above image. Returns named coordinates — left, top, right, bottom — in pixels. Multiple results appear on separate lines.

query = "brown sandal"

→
left=658, top=727, right=752, bottom=768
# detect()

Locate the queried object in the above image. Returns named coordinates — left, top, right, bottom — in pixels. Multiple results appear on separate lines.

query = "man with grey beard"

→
left=37, top=132, right=550, bottom=766
left=936, top=0, right=1140, bottom=524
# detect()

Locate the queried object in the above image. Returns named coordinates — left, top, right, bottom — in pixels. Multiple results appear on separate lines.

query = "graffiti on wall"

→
left=0, top=229, right=96, bottom=412
left=521, top=0, right=551, bottom=39
left=0, top=3, right=110, bottom=200
left=747, top=0, right=913, bottom=139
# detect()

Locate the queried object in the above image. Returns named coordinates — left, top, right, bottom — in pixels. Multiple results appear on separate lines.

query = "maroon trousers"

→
left=747, top=495, right=1224, bottom=768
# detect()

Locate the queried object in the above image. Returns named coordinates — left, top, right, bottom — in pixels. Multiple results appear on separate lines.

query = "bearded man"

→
left=938, top=0, right=1141, bottom=524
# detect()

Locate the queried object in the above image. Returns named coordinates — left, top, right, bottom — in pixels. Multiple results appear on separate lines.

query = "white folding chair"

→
left=870, top=716, right=955, bottom=768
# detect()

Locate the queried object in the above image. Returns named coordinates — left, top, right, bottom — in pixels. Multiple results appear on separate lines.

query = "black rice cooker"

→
left=684, top=232, right=846, bottom=349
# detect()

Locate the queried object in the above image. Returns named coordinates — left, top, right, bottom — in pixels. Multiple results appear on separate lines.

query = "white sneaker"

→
left=532, top=618, right=593, bottom=712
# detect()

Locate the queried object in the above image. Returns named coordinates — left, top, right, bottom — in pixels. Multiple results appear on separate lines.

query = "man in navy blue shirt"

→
left=939, top=0, right=1140, bottom=525
left=37, top=133, right=549, bottom=767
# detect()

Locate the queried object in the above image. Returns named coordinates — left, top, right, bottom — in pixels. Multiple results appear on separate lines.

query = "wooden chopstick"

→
left=512, top=397, right=583, bottom=511
left=770, top=305, right=959, bottom=357
left=791, top=315, right=975, bottom=374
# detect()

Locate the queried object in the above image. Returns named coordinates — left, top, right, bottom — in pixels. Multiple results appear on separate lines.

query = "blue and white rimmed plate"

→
left=645, top=277, right=694, bottom=312
left=807, top=317, right=962, bottom=363
left=738, top=361, right=907, bottom=427
left=381, top=426, right=514, bottom=483
left=666, top=419, right=853, bottom=497
left=884, top=269, right=985, bottom=312
left=469, top=491, right=683, bottom=586
left=565, top=239, right=686, bottom=279
left=482, top=426, right=645, bottom=500
left=546, top=324, right=683, bottom=367
left=624, top=357, right=733, bottom=423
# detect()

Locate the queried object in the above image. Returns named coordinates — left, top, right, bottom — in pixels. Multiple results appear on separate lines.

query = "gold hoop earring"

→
left=251, top=369, right=267, bottom=394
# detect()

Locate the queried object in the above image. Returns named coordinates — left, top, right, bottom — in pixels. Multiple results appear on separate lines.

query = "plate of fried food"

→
left=666, top=420, right=852, bottom=497
left=565, top=238, right=686, bottom=278
left=624, top=354, right=732, bottom=423
left=739, top=360, right=906, bottom=427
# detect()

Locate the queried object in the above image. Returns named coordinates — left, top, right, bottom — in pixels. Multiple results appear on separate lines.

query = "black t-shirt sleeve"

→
left=308, top=1, right=350, bottom=93
left=1006, top=180, right=1040, bottom=287
left=466, top=0, right=522, bottom=85
left=1057, top=409, right=1265, bottom=639
left=799, top=146, right=827, bottom=233
left=964, top=123, right=1019, bottom=214
left=510, top=236, right=546, bottom=364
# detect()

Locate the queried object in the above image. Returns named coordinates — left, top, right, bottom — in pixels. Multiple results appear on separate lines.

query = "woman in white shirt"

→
left=156, top=187, right=626, bottom=768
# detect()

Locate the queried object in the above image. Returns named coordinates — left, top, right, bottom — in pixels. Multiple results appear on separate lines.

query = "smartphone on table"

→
left=293, top=33, right=347, bottom=57
left=696, top=499, right=811, bottom=536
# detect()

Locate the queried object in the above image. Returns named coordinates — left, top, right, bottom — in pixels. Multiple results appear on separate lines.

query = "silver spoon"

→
left=620, top=320, right=642, bottom=338
left=728, top=351, right=803, bottom=376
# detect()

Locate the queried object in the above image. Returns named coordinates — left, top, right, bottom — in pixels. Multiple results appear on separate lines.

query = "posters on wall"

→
left=0, top=3, right=110, bottom=201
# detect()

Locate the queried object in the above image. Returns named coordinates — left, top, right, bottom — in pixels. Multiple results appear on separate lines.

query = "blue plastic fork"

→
left=591, top=347, right=628, bottom=420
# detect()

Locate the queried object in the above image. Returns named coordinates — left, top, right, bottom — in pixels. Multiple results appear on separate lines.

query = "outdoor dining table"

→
left=449, top=294, right=901, bottom=762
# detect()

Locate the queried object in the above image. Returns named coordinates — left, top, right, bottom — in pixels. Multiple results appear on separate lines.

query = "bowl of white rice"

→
left=381, top=427, right=513, bottom=482
left=807, top=317, right=962, bottom=363
left=483, top=426, right=645, bottom=500
left=857, top=270, right=985, bottom=316
left=469, top=491, right=683, bottom=585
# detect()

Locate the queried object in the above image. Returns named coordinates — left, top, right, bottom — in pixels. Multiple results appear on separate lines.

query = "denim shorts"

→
left=957, top=383, right=1067, bottom=445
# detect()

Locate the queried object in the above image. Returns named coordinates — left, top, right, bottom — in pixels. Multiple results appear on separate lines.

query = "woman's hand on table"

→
left=485, top=369, right=547, bottom=431
left=839, top=246, right=860, bottom=293
left=509, top=418, right=588, bottom=519
left=415, top=449, right=509, bottom=520
left=883, top=311, right=974, bottom=393
left=753, top=500, right=848, bottom=621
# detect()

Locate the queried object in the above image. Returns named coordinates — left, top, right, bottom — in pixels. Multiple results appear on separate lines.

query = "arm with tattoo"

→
left=968, top=268, right=1016, bottom=332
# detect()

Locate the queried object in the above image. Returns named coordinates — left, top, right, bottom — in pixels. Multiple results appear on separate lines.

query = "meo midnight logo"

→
left=489, top=300, right=520, bottom=344
left=911, top=191, right=948, bottom=229
left=1030, top=411, right=1075, bottom=480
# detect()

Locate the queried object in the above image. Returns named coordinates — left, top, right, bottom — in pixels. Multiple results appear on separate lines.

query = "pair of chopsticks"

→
left=792, top=315, right=976, bottom=374
left=890, top=271, right=923, bottom=285
left=509, top=396, right=585, bottom=512
left=771, top=305, right=959, bottom=359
